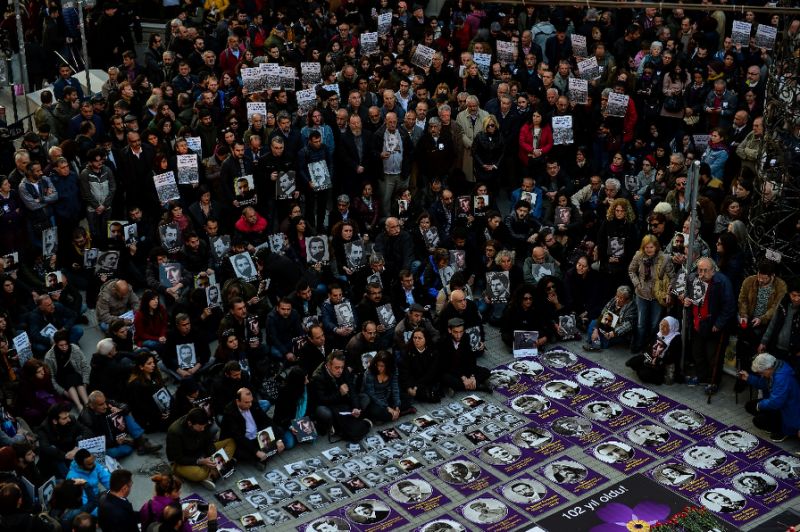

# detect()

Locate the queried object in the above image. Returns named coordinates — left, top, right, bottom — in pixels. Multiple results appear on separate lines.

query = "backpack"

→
left=334, top=412, right=371, bottom=443
left=531, top=21, right=556, bottom=50
left=653, top=256, right=671, bottom=307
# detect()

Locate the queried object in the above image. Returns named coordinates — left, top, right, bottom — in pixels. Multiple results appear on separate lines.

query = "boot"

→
left=664, top=364, right=675, bottom=385
left=135, top=436, right=162, bottom=455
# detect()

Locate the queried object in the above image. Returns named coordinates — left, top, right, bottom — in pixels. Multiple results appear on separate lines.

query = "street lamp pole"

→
left=76, top=0, right=91, bottom=95
left=12, top=0, right=32, bottom=126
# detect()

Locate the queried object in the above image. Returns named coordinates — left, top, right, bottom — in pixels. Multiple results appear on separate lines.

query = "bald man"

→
left=96, top=279, right=140, bottom=331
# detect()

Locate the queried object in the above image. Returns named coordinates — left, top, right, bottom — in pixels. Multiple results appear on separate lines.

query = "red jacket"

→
left=218, top=45, right=246, bottom=74
left=134, top=307, right=169, bottom=345
left=234, top=212, right=268, bottom=234
left=518, top=123, right=553, bottom=165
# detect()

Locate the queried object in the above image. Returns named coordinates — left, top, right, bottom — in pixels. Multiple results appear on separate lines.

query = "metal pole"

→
left=680, top=160, right=701, bottom=370
left=7, top=55, right=18, bottom=123
left=76, top=0, right=91, bottom=95
left=12, top=0, right=32, bottom=126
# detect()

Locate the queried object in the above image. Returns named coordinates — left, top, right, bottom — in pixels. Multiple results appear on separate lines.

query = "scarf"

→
left=642, top=256, right=654, bottom=281
left=657, top=316, right=680, bottom=348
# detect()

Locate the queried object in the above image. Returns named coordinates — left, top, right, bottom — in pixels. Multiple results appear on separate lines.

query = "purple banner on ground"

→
left=490, top=365, right=538, bottom=397
left=430, top=456, right=500, bottom=495
left=760, top=453, right=800, bottom=490
left=536, top=474, right=736, bottom=532
left=549, top=414, right=611, bottom=446
left=539, top=348, right=581, bottom=371
left=648, top=461, right=718, bottom=497
left=679, top=440, right=748, bottom=480
left=585, top=438, right=657, bottom=475
left=728, top=468, right=799, bottom=510
left=471, top=438, right=537, bottom=477
left=614, top=386, right=683, bottom=419
left=181, top=493, right=243, bottom=531
left=411, top=514, right=468, bottom=531
left=381, top=473, right=451, bottom=517
left=574, top=399, right=645, bottom=432
left=538, top=378, right=598, bottom=410
left=506, top=395, right=574, bottom=425
left=538, top=458, right=608, bottom=495
left=694, top=486, right=769, bottom=527
left=507, top=424, right=571, bottom=461
left=336, top=496, right=410, bottom=532
left=713, top=425, right=785, bottom=462
left=495, top=475, right=568, bottom=517
left=621, top=422, right=693, bottom=456
left=660, top=407, right=724, bottom=440
left=573, top=364, right=632, bottom=396
left=456, top=494, right=531, bottom=531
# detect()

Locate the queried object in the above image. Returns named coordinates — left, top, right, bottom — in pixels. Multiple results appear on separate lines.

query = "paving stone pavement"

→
left=83, top=320, right=800, bottom=531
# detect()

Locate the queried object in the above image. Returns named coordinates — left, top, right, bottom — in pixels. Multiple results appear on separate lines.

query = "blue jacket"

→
left=701, top=145, right=729, bottom=179
left=510, top=186, right=544, bottom=221
left=49, top=170, right=83, bottom=222
left=66, top=459, right=111, bottom=508
left=693, top=271, right=736, bottom=335
left=748, top=361, right=800, bottom=435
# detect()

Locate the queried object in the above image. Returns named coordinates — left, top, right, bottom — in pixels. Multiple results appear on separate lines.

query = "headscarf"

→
left=657, top=316, right=680, bottom=347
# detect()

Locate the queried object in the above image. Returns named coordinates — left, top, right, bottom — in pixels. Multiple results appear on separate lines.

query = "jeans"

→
left=106, top=414, right=145, bottom=459
left=634, top=295, right=662, bottom=351
left=380, top=173, right=409, bottom=209
left=586, top=319, right=627, bottom=349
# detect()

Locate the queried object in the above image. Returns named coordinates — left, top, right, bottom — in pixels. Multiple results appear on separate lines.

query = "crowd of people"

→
left=1, top=0, right=800, bottom=530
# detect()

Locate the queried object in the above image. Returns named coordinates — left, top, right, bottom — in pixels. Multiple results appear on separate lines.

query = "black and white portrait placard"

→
left=159, top=222, right=182, bottom=253
left=230, top=252, right=258, bottom=282
left=306, top=236, right=330, bottom=264
left=486, top=271, right=510, bottom=303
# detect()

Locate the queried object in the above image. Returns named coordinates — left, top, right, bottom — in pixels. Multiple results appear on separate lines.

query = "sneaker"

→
left=582, top=343, right=600, bottom=352
left=685, top=376, right=699, bottom=386
left=201, top=478, right=216, bottom=490
left=704, top=384, right=718, bottom=395
left=770, top=432, right=787, bottom=443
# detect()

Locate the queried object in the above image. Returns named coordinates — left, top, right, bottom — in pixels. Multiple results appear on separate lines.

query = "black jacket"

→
left=88, top=353, right=131, bottom=402
left=399, top=346, right=441, bottom=390
left=309, top=363, right=359, bottom=412
left=98, top=492, right=138, bottom=532
left=220, top=400, right=275, bottom=461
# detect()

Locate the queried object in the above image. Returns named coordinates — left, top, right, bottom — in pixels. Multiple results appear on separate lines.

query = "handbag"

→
left=653, top=256, right=671, bottom=307
left=663, top=95, right=683, bottom=113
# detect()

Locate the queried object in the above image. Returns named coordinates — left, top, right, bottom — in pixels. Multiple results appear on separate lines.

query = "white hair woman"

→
left=738, top=353, right=800, bottom=442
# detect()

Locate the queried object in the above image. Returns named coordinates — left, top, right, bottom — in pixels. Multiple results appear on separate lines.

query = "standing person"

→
left=597, top=198, right=638, bottom=299
left=297, top=131, right=334, bottom=232
left=373, top=112, right=413, bottom=209
left=736, top=262, right=787, bottom=382
left=79, top=148, right=116, bottom=242
left=138, top=474, right=183, bottom=530
left=682, top=257, right=735, bottom=394
left=455, top=95, right=489, bottom=183
left=97, top=469, right=138, bottom=532
left=739, top=353, right=800, bottom=442
left=44, top=330, right=91, bottom=411
left=628, top=235, right=674, bottom=353
left=472, top=116, right=505, bottom=196
left=757, top=278, right=800, bottom=366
